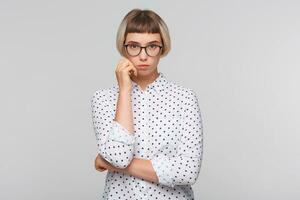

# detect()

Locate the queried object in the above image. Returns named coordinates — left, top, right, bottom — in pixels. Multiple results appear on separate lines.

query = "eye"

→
left=128, top=44, right=139, bottom=49
left=148, top=45, right=158, bottom=49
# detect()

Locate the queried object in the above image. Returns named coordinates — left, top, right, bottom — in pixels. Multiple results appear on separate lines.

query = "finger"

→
left=119, top=60, right=131, bottom=71
left=121, top=57, right=136, bottom=69
left=96, top=168, right=105, bottom=172
left=125, top=58, right=136, bottom=69
left=95, top=160, right=101, bottom=169
left=97, top=165, right=107, bottom=171
left=125, top=64, right=138, bottom=77
left=117, top=58, right=130, bottom=71
left=97, top=166, right=106, bottom=170
left=124, top=63, right=136, bottom=73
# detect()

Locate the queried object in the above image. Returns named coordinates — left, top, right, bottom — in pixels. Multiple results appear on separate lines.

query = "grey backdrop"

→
left=1, top=0, right=299, bottom=199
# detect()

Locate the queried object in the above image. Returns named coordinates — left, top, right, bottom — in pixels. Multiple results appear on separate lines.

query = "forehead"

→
left=125, top=33, right=161, bottom=44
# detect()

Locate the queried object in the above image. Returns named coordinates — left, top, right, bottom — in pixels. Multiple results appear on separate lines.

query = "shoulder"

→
left=166, top=81, right=202, bottom=117
left=165, top=80, right=199, bottom=101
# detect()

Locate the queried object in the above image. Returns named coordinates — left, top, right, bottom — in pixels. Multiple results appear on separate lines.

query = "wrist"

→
left=119, top=89, right=131, bottom=96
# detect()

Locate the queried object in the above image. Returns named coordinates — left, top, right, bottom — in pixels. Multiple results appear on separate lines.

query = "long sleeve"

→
left=150, top=89, right=204, bottom=188
left=91, top=89, right=135, bottom=169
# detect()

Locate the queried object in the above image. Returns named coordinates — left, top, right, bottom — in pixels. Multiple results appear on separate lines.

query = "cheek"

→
left=151, top=58, right=160, bottom=65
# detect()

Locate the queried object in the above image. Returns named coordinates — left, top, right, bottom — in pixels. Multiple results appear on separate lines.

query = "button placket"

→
left=138, top=89, right=151, bottom=194
left=140, top=89, right=148, bottom=155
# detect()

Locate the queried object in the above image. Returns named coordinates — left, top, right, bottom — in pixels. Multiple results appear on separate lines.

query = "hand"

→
left=115, top=57, right=138, bottom=92
left=95, top=154, right=126, bottom=174
left=94, top=154, right=108, bottom=172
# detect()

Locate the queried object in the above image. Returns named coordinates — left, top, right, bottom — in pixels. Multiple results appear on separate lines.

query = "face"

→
left=124, top=32, right=163, bottom=76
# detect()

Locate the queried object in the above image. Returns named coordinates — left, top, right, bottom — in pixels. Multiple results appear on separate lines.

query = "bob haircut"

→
left=116, top=8, right=171, bottom=58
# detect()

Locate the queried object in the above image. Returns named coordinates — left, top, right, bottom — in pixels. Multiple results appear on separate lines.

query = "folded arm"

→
left=150, top=89, right=204, bottom=187
left=98, top=89, right=204, bottom=188
left=91, top=89, right=135, bottom=169
left=98, top=157, right=159, bottom=184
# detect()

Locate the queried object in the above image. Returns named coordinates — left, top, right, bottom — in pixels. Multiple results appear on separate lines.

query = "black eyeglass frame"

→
left=123, top=44, right=163, bottom=57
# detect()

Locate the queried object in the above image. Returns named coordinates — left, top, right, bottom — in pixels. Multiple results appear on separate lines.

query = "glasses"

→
left=123, top=43, right=163, bottom=57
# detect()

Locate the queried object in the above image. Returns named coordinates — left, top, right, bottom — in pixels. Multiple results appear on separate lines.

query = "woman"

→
left=91, top=8, right=203, bottom=200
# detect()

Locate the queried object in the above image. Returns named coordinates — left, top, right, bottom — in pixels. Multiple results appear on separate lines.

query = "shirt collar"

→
left=131, top=72, right=168, bottom=93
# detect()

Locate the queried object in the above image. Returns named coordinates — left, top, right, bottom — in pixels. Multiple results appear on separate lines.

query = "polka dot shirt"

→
left=91, top=72, right=203, bottom=200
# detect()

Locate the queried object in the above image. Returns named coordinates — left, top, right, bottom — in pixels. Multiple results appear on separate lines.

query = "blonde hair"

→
left=116, top=8, right=171, bottom=58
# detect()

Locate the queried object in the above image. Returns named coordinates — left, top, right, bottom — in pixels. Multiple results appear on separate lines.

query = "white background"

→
left=1, top=0, right=299, bottom=199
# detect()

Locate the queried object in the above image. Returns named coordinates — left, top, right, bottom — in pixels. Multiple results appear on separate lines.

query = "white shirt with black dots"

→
left=91, top=72, right=203, bottom=200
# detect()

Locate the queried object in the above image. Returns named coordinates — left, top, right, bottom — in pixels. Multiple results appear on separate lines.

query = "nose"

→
left=139, top=47, right=148, bottom=61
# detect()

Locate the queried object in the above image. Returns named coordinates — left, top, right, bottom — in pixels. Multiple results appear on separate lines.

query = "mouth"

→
left=137, top=64, right=150, bottom=67
left=136, top=64, right=150, bottom=70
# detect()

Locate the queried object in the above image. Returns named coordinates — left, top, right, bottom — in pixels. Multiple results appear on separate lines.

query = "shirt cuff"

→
left=150, top=154, right=175, bottom=188
left=108, top=120, right=135, bottom=145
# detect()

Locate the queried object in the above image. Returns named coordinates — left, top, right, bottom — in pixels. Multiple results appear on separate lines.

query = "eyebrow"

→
left=126, top=40, right=161, bottom=45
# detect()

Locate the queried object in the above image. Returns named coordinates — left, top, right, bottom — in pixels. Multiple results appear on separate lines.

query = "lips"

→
left=137, top=64, right=150, bottom=67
